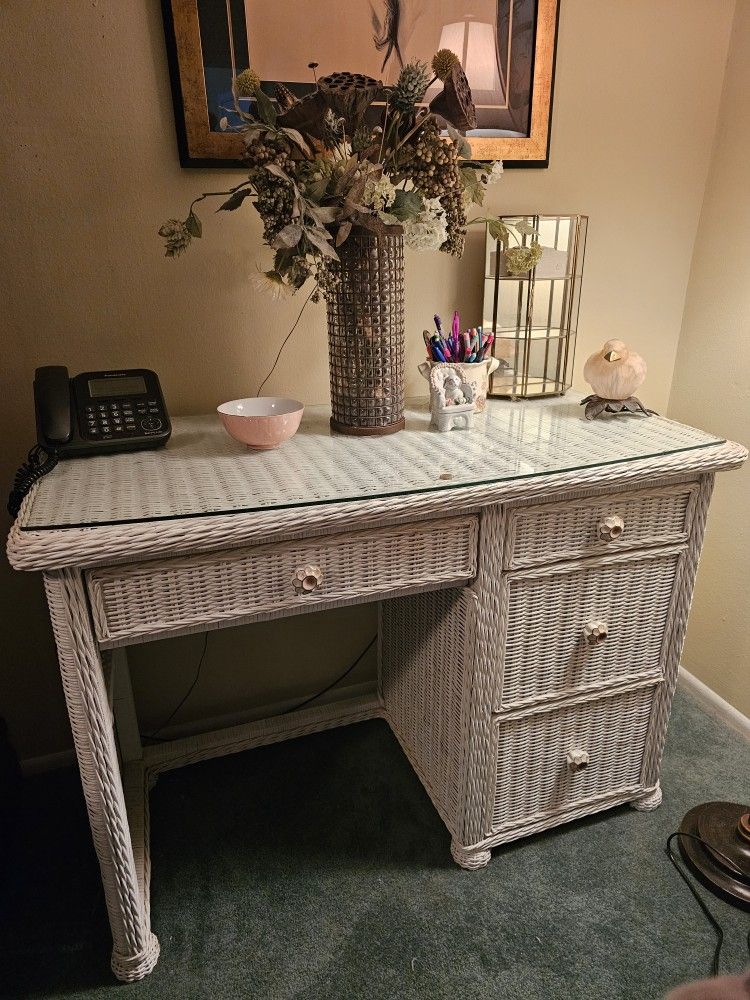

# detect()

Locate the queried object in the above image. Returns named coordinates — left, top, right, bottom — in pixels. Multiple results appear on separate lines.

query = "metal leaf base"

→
left=580, top=395, right=657, bottom=421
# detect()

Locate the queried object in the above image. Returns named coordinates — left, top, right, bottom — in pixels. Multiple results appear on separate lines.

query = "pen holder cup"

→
left=418, top=357, right=500, bottom=413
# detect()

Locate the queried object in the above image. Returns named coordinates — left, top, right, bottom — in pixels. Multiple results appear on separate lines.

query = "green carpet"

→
left=2, top=690, right=748, bottom=1000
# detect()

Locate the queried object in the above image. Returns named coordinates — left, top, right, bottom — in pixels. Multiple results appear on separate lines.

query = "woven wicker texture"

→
left=18, top=399, right=724, bottom=530
left=491, top=684, right=655, bottom=832
left=44, top=569, right=159, bottom=981
left=505, top=483, right=696, bottom=568
left=380, top=588, right=475, bottom=834
left=641, top=474, right=715, bottom=790
left=499, top=547, right=683, bottom=709
left=10, top=397, right=742, bottom=975
left=87, top=517, right=477, bottom=645
left=327, top=228, right=405, bottom=431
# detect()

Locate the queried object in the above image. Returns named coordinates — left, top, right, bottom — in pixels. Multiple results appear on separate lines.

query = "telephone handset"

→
left=8, top=367, right=171, bottom=516
left=34, top=366, right=73, bottom=446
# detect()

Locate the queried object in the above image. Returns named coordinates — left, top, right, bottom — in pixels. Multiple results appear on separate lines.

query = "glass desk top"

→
left=20, top=397, right=723, bottom=530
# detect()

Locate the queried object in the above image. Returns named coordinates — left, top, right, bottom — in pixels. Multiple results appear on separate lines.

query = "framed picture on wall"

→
left=161, top=0, right=559, bottom=167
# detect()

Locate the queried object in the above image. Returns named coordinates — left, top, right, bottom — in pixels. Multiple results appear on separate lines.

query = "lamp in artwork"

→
left=439, top=18, right=502, bottom=97
left=425, top=16, right=503, bottom=107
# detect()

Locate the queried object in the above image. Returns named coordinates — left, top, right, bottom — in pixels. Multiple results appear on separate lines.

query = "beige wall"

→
left=0, top=1, right=737, bottom=762
left=667, top=0, right=750, bottom=718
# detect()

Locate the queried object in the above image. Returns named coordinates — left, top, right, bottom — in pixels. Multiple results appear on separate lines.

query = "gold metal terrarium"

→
left=484, top=215, right=588, bottom=399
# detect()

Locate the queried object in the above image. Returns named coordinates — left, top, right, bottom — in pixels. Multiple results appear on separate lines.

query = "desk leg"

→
left=44, top=569, right=159, bottom=982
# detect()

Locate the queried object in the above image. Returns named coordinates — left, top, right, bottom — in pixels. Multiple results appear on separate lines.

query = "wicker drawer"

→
left=87, top=516, right=478, bottom=646
left=504, top=483, right=697, bottom=569
left=490, top=684, right=656, bottom=835
left=497, top=546, right=682, bottom=710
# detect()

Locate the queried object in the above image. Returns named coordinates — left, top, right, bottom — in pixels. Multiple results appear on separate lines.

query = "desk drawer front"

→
left=491, top=685, right=655, bottom=833
left=87, top=516, right=478, bottom=645
left=498, top=548, right=682, bottom=710
left=505, top=484, right=696, bottom=569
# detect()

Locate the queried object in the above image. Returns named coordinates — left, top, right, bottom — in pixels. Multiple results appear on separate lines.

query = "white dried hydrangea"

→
left=403, top=197, right=449, bottom=252
left=364, top=175, right=397, bottom=213
left=486, top=161, right=504, bottom=184
left=250, top=269, right=292, bottom=300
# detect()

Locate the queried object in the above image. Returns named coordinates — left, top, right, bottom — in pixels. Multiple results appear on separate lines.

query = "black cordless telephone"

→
left=8, top=367, right=171, bottom=517
left=34, top=367, right=171, bottom=456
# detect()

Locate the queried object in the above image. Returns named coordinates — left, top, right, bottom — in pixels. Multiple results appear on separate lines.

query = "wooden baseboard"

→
left=678, top=667, right=750, bottom=740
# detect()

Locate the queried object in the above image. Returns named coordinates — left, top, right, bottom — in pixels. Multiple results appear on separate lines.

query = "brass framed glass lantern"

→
left=484, top=214, right=588, bottom=399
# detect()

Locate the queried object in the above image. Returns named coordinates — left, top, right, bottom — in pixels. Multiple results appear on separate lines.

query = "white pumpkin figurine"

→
left=581, top=339, right=655, bottom=420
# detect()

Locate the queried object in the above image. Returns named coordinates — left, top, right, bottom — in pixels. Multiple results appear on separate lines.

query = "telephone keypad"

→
left=82, top=395, right=165, bottom=440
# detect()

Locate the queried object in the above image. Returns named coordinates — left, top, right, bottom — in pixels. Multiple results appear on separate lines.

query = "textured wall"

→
left=668, top=0, right=750, bottom=717
left=0, top=0, right=735, bottom=761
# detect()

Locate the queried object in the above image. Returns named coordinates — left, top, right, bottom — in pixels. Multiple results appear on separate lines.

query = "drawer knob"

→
left=598, top=514, right=625, bottom=541
left=583, top=620, right=609, bottom=646
left=566, top=749, right=590, bottom=772
left=292, top=565, right=323, bottom=594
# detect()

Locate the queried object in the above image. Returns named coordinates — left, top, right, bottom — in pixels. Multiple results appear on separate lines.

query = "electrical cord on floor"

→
left=665, top=830, right=750, bottom=977
left=140, top=633, right=377, bottom=744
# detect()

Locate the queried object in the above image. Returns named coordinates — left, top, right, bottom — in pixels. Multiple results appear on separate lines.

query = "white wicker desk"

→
left=7, top=397, right=746, bottom=982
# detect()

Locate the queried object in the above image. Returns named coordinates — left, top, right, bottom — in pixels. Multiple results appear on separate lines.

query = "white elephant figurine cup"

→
left=417, top=357, right=500, bottom=413
left=426, top=364, right=476, bottom=433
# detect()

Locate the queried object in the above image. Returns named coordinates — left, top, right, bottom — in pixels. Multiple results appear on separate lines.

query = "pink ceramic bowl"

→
left=217, top=397, right=304, bottom=450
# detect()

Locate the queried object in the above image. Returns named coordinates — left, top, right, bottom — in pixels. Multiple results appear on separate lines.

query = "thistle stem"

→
left=378, top=99, right=391, bottom=163
left=189, top=180, right=254, bottom=216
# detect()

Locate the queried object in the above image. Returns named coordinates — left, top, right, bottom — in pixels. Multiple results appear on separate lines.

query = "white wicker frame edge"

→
left=7, top=441, right=746, bottom=572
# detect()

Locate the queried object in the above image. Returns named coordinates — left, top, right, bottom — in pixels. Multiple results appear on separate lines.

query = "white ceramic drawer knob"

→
left=566, top=749, right=590, bottom=772
left=292, top=564, right=323, bottom=594
left=583, top=620, right=609, bottom=646
left=598, top=514, right=625, bottom=541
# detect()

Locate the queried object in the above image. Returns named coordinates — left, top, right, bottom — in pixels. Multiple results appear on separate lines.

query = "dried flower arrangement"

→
left=159, top=52, right=537, bottom=297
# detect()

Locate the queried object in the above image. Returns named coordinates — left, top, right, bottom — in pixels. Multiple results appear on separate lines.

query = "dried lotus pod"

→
left=429, top=63, right=477, bottom=131
left=319, top=71, right=381, bottom=94
left=274, top=82, right=298, bottom=113
left=318, top=71, right=382, bottom=126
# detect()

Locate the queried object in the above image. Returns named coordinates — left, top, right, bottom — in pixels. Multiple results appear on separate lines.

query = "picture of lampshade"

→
left=439, top=18, right=503, bottom=99
left=425, top=15, right=505, bottom=108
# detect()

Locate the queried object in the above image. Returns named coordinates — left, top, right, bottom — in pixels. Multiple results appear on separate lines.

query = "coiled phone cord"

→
left=7, top=445, right=58, bottom=518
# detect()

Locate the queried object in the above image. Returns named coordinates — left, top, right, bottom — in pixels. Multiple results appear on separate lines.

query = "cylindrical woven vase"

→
left=326, top=225, right=405, bottom=435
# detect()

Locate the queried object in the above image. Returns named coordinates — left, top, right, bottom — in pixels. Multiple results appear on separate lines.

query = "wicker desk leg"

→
left=631, top=783, right=663, bottom=811
left=450, top=840, right=492, bottom=870
left=44, top=569, right=159, bottom=982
